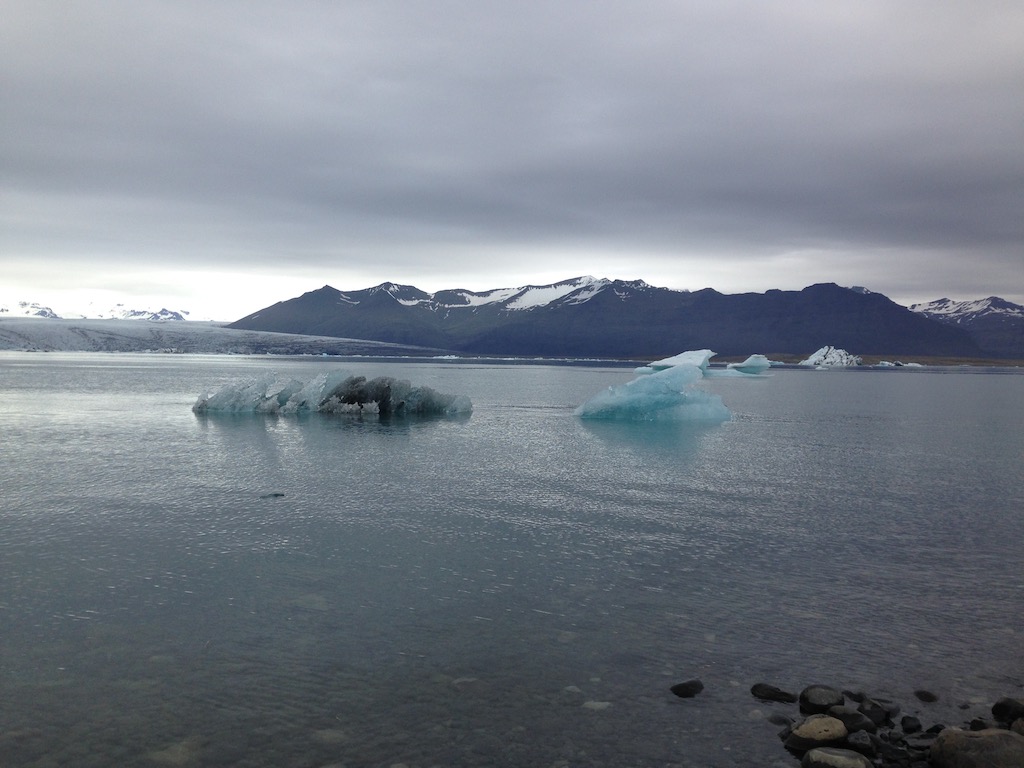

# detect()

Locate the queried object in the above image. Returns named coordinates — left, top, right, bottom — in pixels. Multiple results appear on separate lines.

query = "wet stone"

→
left=800, top=746, right=873, bottom=768
left=931, top=727, right=1024, bottom=768
left=784, top=715, right=848, bottom=754
left=669, top=679, right=704, bottom=699
left=900, top=714, right=922, bottom=733
left=800, top=685, right=844, bottom=715
left=826, top=705, right=877, bottom=735
left=752, top=682, right=799, bottom=703
left=844, top=730, right=875, bottom=758
left=913, top=689, right=938, bottom=703
left=992, top=697, right=1024, bottom=724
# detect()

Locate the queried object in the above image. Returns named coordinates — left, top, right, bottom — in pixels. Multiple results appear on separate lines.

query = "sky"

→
left=2, top=1, right=1023, bottom=321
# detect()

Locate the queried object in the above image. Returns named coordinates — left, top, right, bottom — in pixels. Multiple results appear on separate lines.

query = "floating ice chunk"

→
left=799, top=346, right=862, bottom=367
left=193, top=373, right=472, bottom=416
left=726, top=354, right=771, bottom=375
left=575, top=363, right=730, bottom=422
left=635, top=349, right=716, bottom=375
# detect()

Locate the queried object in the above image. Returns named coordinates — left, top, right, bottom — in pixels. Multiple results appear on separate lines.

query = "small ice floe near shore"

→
left=577, top=348, right=771, bottom=422
left=800, top=345, right=862, bottom=368
left=193, top=372, right=472, bottom=416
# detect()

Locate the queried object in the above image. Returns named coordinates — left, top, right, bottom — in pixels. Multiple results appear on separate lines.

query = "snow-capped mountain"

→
left=910, top=297, right=1024, bottom=357
left=0, top=301, right=61, bottom=318
left=0, top=301, right=191, bottom=321
left=231, top=278, right=984, bottom=359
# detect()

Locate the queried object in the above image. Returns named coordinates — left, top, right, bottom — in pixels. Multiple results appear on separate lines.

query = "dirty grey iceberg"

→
left=193, top=372, right=472, bottom=417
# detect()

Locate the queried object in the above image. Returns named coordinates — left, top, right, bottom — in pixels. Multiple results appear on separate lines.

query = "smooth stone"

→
left=914, top=689, right=939, bottom=703
left=856, top=698, right=892, bottom=727
left=930, top=727, right=1024, bottom=768
left=784, top=715, right=848, bottom=754
left=844, top=730, right=876, bottom=758
left=752, top=682, right=799, bottom=703
left=800, top=746, right=873, bottom=768
left=826, top=705, right=877, bottom=734
left=901, top=714, right=922, bottom=733
left=800, top=685, right=845, bottom=714
left=670, top=679, right=703, bottom=698
left=992, top=697, right=1024, bottom=724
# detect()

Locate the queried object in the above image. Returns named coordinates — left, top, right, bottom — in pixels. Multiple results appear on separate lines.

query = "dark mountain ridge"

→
left=230, top=277, right=990, bottom=359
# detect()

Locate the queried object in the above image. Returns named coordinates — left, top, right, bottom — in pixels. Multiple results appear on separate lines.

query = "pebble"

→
left=669, top=679, right=704, bottom=699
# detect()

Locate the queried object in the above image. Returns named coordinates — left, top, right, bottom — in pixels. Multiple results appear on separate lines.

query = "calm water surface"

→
left=1, top=353, right=1022, bottom=767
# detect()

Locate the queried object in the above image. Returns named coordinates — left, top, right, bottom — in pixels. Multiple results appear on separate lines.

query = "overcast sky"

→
left=3, top=1, right=1023, bottom=320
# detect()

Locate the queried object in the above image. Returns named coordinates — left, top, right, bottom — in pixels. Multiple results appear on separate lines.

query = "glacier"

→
left=575, top=359, right=731, bottom=423
left=193, top=372, right=472, bottom=417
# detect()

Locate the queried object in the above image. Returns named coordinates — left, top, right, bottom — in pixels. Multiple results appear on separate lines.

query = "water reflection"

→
left=578, top=418, right=719, bottom=460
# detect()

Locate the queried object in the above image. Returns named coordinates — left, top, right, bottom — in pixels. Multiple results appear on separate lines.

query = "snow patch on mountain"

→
left=505, top=277, right=603, bottom=310
left=909, top=297, right=1024, bottom=323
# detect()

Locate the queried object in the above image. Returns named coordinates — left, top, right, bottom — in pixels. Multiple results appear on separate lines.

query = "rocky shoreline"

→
left=671, top=680, right=1024, bottom=767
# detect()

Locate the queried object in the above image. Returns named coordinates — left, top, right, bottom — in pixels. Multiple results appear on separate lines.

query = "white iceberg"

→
left=726, top=354, right=772, bottom=375
left=575, top=360, right=730, bottom=422
left=799, top=346, right=862, bottom=367
left=193, top=372, right=472, bottom=416
left=634, top=348, right=715, bottom=375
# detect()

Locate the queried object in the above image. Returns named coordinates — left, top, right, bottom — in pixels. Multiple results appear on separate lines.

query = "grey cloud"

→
left=2, top=1, right=1022, bottom=306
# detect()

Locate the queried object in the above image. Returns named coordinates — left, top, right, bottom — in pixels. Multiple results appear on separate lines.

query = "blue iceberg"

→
left=193, top=372, right=472, bottom=416
left=575, top=360, right=731, bottom=422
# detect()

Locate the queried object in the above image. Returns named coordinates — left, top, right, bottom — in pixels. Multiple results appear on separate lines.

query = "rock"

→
left=856, top=697, right=892, bottom=727
left=800, top=746, right=873, bottom=768
left=844, top=730, right=876, bottom=758
left=901, top=714, right=922, bottom=733
left=800, top=685, right=845, bottom=714
left=669, top=679, right=703, bottom=698
left=752, top=682, right=799, bottom=703
left=992, top=697, right=1024, bottom=724
left=930, top=727, right=1024, bottom=768
left=784, top=715, right=848, bottom=754
left=827, top=705, right=877, bottom=734
left=1012, top=719, right=1024, bottom=737
left=968, top=718, right=988, bottom=731
left=914, top=689, right=938, bottom=703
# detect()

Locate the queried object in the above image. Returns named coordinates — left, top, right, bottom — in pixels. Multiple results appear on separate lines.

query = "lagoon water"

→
left=1, top=352, right=1022, bottom=767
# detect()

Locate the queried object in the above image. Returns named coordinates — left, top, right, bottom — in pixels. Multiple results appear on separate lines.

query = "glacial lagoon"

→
left=1, top=352, right=1022, bottom=766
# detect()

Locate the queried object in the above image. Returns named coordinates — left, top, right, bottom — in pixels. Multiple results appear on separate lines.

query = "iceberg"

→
left=726, top=354, right=772, bottom=374
left=193, top=372, right=472, bottom=417
left=800, top=346, right=862, bottom=367
left=634, top=348, right=715, bottom=375
left=575, top=361, right=731, bottom=422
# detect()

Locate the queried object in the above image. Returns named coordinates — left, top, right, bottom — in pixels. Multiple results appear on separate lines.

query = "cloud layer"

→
left=3, top=1, right=1023, bottom=318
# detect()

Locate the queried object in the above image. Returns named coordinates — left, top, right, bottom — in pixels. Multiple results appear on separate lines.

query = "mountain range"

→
left=0, top=301, right=190, bottom=321
left=229, top=277, right=1024, bottom=359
